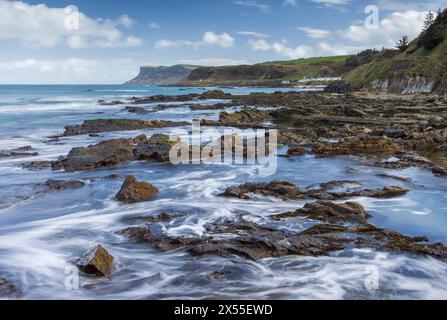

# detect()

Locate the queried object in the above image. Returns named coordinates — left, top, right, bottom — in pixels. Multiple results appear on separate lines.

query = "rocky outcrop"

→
left=76, top=245, right=114, bottom=277
left=218, top=108, right=272, bottom=125
left=220, top=181, right=302, bottom=200
left=63, top=119, right=189, bottom=136
left=52, top=137, right=139, bottom=171
left=220, top=180, right=408, bottom=201
left=121, top=217, right=447, bottom=261
left=273, top=201, right=371, bottom=224
left=134, top=134, right=179, bottom=162
left=116, top=176, right=159, bottom=203
left=0, top=146, right=38, bottom=158
left=313, top=136, right=400, bottom=156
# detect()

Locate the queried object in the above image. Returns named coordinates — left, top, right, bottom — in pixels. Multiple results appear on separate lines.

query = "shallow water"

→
left=0, top=85, right=447, bottom=300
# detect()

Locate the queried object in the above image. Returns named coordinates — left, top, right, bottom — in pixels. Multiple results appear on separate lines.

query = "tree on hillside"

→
left=396, top=36, right=409, bottom=52
left=436, top=8, right=443, bottom=17
left=423, top=11, right=435, bottom=32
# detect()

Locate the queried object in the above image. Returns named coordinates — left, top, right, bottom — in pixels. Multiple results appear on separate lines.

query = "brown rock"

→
left=116, top=176, right=159, bottom=203
left=76, top=245, right=114, bottom=277
left=273, top=201, right=371, bottom=224
left=313, top=136, right=400, bottom=156
left=219, top=181, right=301, bottom=200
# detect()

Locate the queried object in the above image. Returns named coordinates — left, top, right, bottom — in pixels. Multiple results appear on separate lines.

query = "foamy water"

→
left=0, top=84, right=447, bottom=300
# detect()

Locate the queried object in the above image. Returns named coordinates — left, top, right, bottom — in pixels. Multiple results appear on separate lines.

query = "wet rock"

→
left=20, top=160, right=51, bottom=170
left=320, top=186, right=409, bottom=200
left=122, top=215, right=447, bottom=261
left=98, top=100, right=124, bottom=106
left=272, top=201, right=371, bottom=224
left=286, top=146, right=308, bottom=156
left=129, top=212, right=184, bottom=223
left=52, top=137, right=139, bottom=171
left=0, top=149, right=39, bottom=158
left=313, top=136, right=400, bottom=157
left=123, top=106, right=151, bottom=114
left=218, top=108, right=272, bottom=126
left=76, top=245, right=114, bottom=277
left=43, top=179, right=85, bottom=191
left=116, top=176, right=159, bottom=203
left=382, top=129, right=407, bottom=139
left=134, top=134, right=179, bottom=162
left=219, top=181, right=302, bottom=200
left=220, top=180, right=407, bottom=201
left=432, top=165, right=447, bottom=176
left=0, top=277, right=21, bottom=298
left=63, top=119, right=188, bottom=136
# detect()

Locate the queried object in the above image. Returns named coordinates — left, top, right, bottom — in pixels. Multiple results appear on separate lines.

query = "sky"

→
left=0, top=0, right=446, bottom=84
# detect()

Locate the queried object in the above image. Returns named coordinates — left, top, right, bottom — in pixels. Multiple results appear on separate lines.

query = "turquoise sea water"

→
left=0, top=85, right=447, bottom=299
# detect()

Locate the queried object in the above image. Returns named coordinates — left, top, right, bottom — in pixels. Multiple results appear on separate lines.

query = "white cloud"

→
left=340, top=10, right=427, bottom=49
left=234, top=1, right=271, bottom=13
left=376, top=0, right=446, bottom=12
left=149, top=22, right=161, bottom=29
left=155, top=39, right=200, bottom=49
left=298, top=27, right=331, bottom=39
left=237, top=31, right=269, bottom=38
left=117, top=15, right=135, bottom=29
left=0, top=58, right=140, bottom=84
left=310, top=0, right=351, bottom=5
left=0, top=0, right=143, bottom=49
left=178, top=58, right=250, bottom=66
left=156, top=32, right=235, bottom=49
left=248, top=39, right=314, bottom=59
left=203, top=32, right=235, bottom=48
left=283, top=0, right=298, bottom=7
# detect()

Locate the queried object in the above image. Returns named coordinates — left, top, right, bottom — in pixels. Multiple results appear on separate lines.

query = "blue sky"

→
left=0, top=0, right=445, bottom=83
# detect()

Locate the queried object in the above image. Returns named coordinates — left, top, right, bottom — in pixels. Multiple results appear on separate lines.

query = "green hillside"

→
left=346, top=8, right=447, bottom=93
left=181, top=55, right=353, bottom=86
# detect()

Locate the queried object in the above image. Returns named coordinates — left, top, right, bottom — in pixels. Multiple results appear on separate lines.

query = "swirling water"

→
left=0, top=84, right=447, bottom=300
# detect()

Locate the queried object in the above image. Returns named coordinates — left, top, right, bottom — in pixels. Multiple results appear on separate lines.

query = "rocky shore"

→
left=5, top=89, right=447, bottom=295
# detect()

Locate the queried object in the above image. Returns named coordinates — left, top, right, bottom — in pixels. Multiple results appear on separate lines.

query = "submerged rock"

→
left=272, top=201, right=371, bottom=224
left=116, top=176, right=159, bottom=203
left=123, top=106, right=151, bottom=114
left=63, top=119, right=188, bottom=136
left=0, top=151, right=38, bottom=158
left=20, top=160, right=51, bottom=170
left=76, top=245, right=114, bottom=277
left=0, top=277, right=21, bottom=298
left=44, top=179, right=85, bottom=191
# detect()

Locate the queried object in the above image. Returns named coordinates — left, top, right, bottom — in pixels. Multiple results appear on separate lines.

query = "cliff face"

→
left=126, top=65, right=199, bottom=85
left=347, top=9, right=447, bottom=94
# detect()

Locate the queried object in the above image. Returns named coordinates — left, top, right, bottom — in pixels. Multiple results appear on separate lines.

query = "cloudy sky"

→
left=0, top=0, right=445, bottom=84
